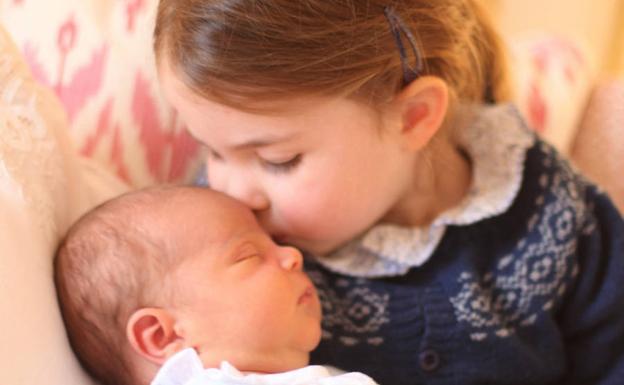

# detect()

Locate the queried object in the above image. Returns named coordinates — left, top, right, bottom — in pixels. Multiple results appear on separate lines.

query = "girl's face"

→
left=161, top=70, right=416, bottom=255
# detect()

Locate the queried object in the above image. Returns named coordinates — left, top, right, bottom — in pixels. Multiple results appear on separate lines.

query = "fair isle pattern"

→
left=449, top=142, right=590, bottom=341
left=307, top=270, right=390, bottom=347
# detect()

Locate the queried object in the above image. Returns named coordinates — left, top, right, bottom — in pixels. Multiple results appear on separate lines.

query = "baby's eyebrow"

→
left=227, top=240, right=261, bottom=261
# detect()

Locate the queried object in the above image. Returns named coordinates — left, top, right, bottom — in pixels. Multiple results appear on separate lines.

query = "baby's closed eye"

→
left=231, top=242, right=262, bottom=264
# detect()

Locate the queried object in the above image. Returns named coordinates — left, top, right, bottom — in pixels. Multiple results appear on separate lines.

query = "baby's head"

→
left=54, top=186, right=322, bottom=385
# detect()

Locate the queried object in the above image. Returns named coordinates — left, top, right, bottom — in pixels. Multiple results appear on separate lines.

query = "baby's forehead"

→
left=175, top=189, right=254, bottom=222
left=162, top=188, right=259, bottom=240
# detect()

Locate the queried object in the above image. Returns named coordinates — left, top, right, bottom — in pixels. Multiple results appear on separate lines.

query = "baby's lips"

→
left=298, top=284, right=316, bottom=305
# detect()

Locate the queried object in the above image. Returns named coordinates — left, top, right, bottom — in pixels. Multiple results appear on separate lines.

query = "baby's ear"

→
left=126, top=308, right=184, bottom=365
left=393, top=76, right=449, bottom=151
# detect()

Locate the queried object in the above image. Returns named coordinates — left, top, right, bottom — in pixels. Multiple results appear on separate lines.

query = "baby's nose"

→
left=279, top=246, right=303, bottom=271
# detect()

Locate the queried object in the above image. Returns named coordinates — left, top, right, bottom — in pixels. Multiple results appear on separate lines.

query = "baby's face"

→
left=168, top=190, right=322, bottom=372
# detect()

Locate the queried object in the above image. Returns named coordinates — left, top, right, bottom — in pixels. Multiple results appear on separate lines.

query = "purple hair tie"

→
left=384, top=6, right=424, bottom=86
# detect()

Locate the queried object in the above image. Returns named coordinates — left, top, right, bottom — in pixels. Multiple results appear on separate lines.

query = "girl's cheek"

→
left=294, top=201, right=337, bottom=233
left=277, top=198, right=319, bottom=227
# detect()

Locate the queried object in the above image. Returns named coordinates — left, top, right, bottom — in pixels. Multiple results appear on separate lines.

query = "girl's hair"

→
left=154, top=0, right=511, bottom=111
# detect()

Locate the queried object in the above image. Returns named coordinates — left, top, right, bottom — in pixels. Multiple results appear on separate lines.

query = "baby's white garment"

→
left=151, top=349, right=378, bottom=385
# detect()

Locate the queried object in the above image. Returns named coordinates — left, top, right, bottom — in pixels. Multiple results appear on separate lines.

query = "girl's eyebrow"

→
left=232, top=138, right=281, bottom=150
left=232, top=132, right=298, bottom=150
left=186, top=128, right=297, bottom=150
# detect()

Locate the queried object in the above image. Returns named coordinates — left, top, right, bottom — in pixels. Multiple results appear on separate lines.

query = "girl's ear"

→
left=394, top=76, right=449, bottom=151
left=126, top=308, right=185, bottom=365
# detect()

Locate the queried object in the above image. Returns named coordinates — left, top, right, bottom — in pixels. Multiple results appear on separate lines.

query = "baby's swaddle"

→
left=152, top=348, right=378, bottom=385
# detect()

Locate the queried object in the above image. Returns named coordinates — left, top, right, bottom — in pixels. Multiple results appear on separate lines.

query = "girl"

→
left=153, top=1, right=624, bottom=384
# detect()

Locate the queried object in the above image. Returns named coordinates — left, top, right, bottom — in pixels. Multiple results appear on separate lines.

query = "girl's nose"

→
left=213, top=171, right=269, bottom=211
left=231, top=187, right=269, bottom=211
left=278, top=246, right=303, bottom=271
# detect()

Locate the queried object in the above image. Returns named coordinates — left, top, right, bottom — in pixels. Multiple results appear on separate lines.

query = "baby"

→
left=54, top=186, right=377, bottom=385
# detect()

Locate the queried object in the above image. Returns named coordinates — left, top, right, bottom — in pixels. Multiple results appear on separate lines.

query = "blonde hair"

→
left=154, top=0, right=511, bottom=111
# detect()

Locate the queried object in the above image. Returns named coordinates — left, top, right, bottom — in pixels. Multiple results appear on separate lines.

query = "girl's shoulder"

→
left=516, top=125, right=622, bottom=233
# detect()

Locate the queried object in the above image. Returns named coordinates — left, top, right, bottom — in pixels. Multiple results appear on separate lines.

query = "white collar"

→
left=314, top=104, right=535, bottom=278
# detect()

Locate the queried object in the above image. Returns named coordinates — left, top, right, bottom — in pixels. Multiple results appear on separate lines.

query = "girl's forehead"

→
left=161, top=58, right=332, bottom=114
left=160, top=61, right=375, bottom=125
left=168, top=93, right=376, bottom=145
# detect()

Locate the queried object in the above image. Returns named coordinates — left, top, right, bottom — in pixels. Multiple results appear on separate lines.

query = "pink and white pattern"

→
left=511, top=35, right=593, bottom=154
left=1, top=0, right=200, bottom=187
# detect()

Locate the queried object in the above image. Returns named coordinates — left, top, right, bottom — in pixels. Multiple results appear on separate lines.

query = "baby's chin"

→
left=305, top=320, right=323, bottom=356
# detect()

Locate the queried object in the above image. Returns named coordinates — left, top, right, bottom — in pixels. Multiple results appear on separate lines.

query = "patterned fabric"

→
left=1, top=0, right=201, bottom=187
left=307, top=106, right=624, bottom=385
left=511, top=36, right=593, bottom=154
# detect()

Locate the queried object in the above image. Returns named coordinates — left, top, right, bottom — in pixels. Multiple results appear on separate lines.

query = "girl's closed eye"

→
left=260, top=154, right=302, bottom=173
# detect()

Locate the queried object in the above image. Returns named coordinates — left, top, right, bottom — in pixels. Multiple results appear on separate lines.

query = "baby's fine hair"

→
left=54, top=186, right=200, bottom=385
left=154, top=0, right=510, bottom=111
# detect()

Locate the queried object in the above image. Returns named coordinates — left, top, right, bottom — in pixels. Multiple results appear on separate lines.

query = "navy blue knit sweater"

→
left=307, top=133, right=624, bottom=384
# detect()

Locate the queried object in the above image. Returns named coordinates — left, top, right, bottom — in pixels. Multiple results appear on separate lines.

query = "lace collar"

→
left=314, top=104, right=535, bottom=278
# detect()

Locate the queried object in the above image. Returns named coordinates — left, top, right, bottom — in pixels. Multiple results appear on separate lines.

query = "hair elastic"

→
left=383, top=6, right=424, bottom=86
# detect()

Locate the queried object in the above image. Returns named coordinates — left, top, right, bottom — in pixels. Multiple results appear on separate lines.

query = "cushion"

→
left=0, top=24, right=126, bottom=385
left=0, top=0, right=202, bottom=187
left=510, top=35, right=595, bottom=154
